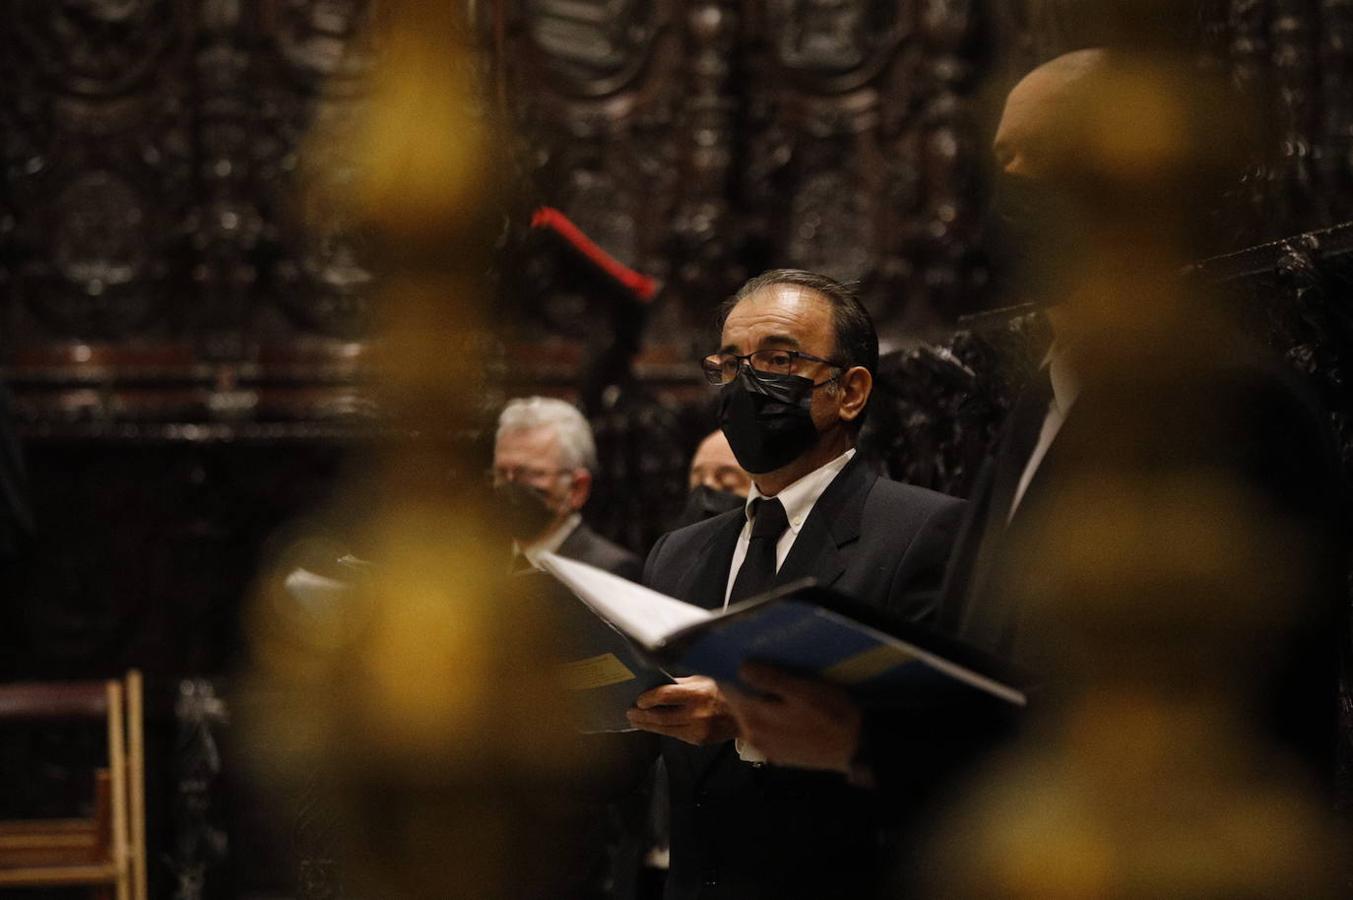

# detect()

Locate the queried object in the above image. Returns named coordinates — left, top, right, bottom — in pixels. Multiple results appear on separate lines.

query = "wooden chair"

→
left=0, top=671, right=147, bottom=900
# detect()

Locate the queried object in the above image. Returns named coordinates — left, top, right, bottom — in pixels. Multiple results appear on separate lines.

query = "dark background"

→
left=2, top=2, right=1353, bottom=898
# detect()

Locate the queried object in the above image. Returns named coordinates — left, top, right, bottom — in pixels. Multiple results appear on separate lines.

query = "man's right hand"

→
left=722, top=663, right=864, bottom=776
left=627, top=676, right=740, bottom=746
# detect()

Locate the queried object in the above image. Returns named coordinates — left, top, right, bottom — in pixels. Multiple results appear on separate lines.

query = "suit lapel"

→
left=684, top=456, right=875, bottom=790
left=774, top=454, right=874, bottom=589
left=668, top=511, right=745, bottom=787
left=959, top=400, right=1078, bottom=654
left=675, top=511, right=745, bottom=610
left=1005, top=401, right=1076, bottom=531
left=936, top=459, right=996, bottom=634
left=554, top=523, right=591, bottom=561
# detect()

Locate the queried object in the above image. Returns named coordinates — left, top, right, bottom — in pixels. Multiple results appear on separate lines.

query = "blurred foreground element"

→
left=241, top=5, right=603, bottom=899
left=922, top=43, right=1345, bottom=898
left=929, top=473, right=1341, bottom=896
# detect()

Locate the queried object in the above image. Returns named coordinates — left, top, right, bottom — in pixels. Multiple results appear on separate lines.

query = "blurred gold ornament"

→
left=240, top=3, right=604, bottom=899
left=922, top=43, right=1342, bottom=897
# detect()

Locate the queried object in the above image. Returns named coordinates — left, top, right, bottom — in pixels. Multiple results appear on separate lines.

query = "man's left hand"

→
left=627, top=675, right=740, bottom=746
left=722, top=663, right=863, bottom=774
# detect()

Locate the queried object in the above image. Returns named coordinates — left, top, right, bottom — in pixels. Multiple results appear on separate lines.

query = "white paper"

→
left=284, top=567, right=352, bottom=608
left=537, top=552, right=710, bottom=649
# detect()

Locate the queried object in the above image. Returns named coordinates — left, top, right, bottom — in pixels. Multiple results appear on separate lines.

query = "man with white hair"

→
left=493, top=396, right=642, bottom=580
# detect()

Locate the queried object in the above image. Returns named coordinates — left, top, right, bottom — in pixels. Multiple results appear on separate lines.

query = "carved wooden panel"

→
left=1317, top=0, right=1353, bottom=222
left=741, top=0, right=990, bottom=335
left=0, top=0, right=379, bottom=432
left=9, top=1, right=1353, bottom=415
left=0, top=8, right=382, bottom=899
left=491, top=0, right=996, bottom=350
left=0, top=0, right=194, bottom=346
left=493, top=0, right=697, bottom=346
left=252, top=0, right=379, bottom=342
left=4, top=2, right=1353, bottom=894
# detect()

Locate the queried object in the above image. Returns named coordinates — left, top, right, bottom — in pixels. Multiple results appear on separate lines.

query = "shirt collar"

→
left=520, top=513, right=582, bottom=568
left=1041, top=341, right=1081, bottom=416
left=745, top=448, right=855, bottom=535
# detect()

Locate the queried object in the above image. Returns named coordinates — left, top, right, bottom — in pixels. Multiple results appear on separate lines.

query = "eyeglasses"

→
left=701, top=349, right=845, bottom=386
left=489, top=465, right=573, bottom=486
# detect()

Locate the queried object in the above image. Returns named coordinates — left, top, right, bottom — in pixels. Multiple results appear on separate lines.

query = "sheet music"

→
left=537, top=552, right=709, bottom=648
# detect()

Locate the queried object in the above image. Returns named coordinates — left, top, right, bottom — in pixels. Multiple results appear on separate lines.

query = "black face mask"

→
left=719, top=368, right=825, bottom=474
left=988, top=173, right=1084, bottom=299
left=670, top=485, right=745, bottom=530
left=494, top=480, right=560, bottom=541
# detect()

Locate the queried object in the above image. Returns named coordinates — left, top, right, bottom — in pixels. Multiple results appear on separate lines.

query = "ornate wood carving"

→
left=1270, top=0, right=1320, bottom=228
left=492, top=0, right=997, bottom=346
left=915, top=0, right=987, bottom=322
left=1318, top=0, right=1353, bottom=224
left=4, top=1, right=1353, bottom=891
left=743, top=0, right=914, bottom=327
left=8, top=0, right=1353, bottom=415
left=0, top=0, right=379, bottom=430
left=255, top=0, right=378, bottom=342
left=0, top=0, right=194, bottom=345
left=170, top=679, right=229, bottom=900
left=862, top=310, right=1050, bottom=497
left=669, top=0, right=741, bottom=308
left=496, top=0, right=691, bottom=341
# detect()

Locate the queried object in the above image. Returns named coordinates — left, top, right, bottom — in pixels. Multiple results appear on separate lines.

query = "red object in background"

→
left=530, top=206, right=661, bottom=303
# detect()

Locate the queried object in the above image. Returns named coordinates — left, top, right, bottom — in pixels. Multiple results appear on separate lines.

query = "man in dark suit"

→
left=626, top=269, right=966, bottom=900
left=493, top=396, right=647, bottom=900
left=493, top=396, right=641, bottom=580
left=715, top=51, right=1345, bottom=876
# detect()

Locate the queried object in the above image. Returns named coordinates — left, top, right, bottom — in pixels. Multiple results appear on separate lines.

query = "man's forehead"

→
left=495, top=424, right=560, bottom=455
left=721, top=284, right=833, bottom=345
left=994, top=48, right=1109, bottom=177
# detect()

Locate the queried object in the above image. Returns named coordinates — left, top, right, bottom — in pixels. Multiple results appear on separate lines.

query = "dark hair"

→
left=718, top=269, right=879, bottom=376
left=717, top=269, right=879, bottom=429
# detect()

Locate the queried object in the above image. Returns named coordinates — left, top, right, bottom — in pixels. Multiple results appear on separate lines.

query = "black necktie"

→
left=728, top=497, right=789, bottom=604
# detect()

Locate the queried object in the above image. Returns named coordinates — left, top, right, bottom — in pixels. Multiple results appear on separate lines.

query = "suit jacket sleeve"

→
left=887, top=495, right=967, bottom=621
left=859, top=492, right=1016, bottom=813
left=615, top=553, right=643, bottom=583
left=642, top=529, right=673, bottom=593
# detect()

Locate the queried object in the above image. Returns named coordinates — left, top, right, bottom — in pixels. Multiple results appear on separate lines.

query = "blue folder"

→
left=653, top=580, right=1027, bottom=707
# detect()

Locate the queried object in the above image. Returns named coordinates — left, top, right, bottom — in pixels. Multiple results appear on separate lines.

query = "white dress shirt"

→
left=1008, top=345, right=1080, bottom=520
left=722, top=448, right=855, bottom=764
left=723, top=449, right=856, bottom=608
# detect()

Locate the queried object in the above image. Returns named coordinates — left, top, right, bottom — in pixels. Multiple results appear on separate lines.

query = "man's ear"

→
left=837, top=367, right=873, bottom=424
left=567, top=468, right=593, bottom=511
